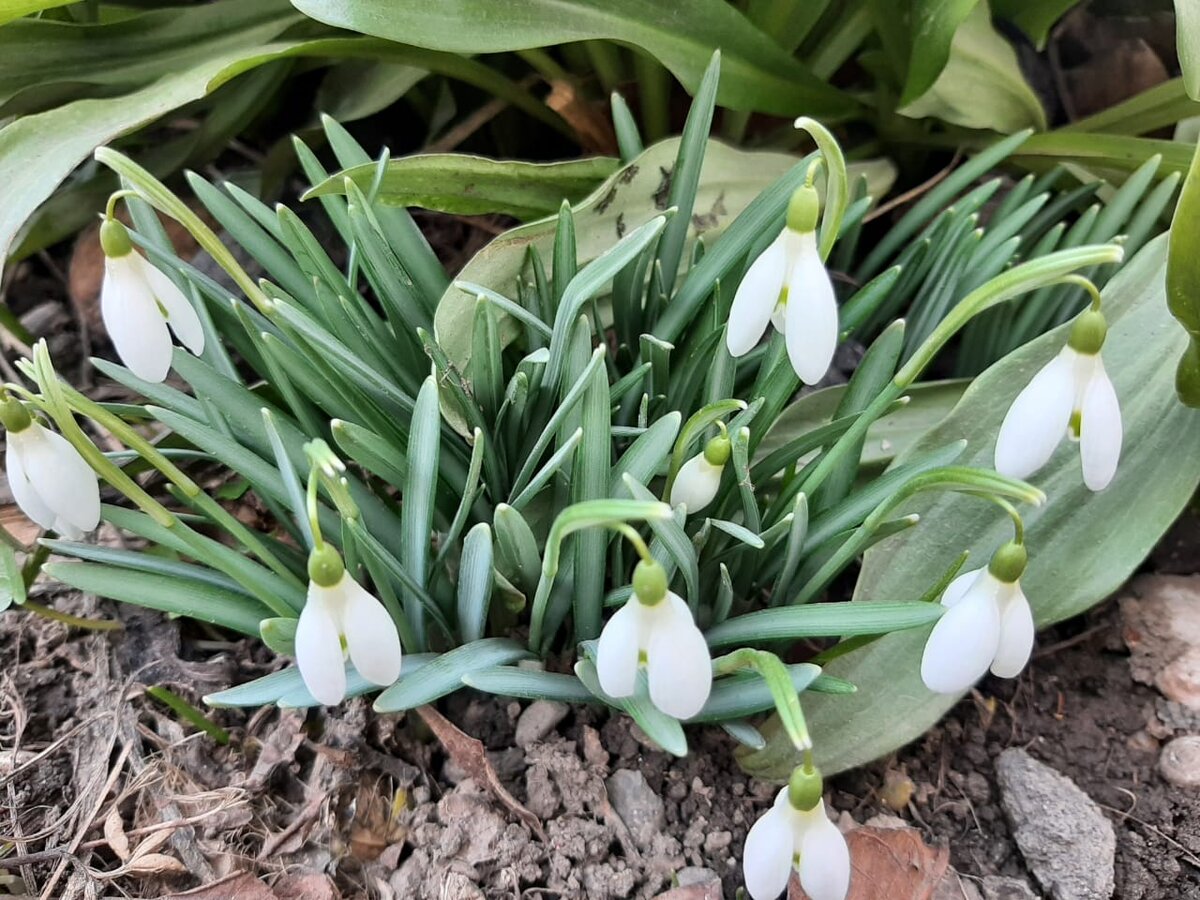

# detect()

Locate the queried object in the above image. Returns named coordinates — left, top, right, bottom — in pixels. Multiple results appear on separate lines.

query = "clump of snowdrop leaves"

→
left=726, top=179, right=837, bottom=385
left=743, top=761, right=851, bottom=900
left=995, top=296, right=1122, bottom=491
left=98, top=216, right=204, bottom=383
left=0, top=395, right=99, bottom=541
left=596, top=555, right=712, bottom=720
left=921, top=538, right=1034, bottom=694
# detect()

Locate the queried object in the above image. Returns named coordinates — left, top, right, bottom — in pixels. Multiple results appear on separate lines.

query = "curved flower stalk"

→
left=995, top=305, right=1122, bottom=491
left=669, top=430, right=731, bottom=514
left=1, top=396, right=99, bottom=540
left=99, top=217, right=204, bottom=383
left=596, top=557, right=712, bottom=719
left=743, top=762, right=850, bottom=900
left=296, top=543, right=403, bottom=705
left=726, top=181, right=838, bottom=385
left=920, top=540, right=1034, bottom=694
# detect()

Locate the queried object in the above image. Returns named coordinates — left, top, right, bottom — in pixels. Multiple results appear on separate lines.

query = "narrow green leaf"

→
left=373, top=638, right=532, bottom=712
left=462, top=666, right=596, bottom=703
left=705, top=601, right=943, bottom=648
left=456, top=524, right=493, bottom=644
left=575, top=658, right=687, bottom=757
left=401, top=377, right=441, bottom=646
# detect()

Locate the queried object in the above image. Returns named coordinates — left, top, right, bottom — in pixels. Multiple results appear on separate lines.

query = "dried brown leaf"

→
left=274, top=872, right=341, bottom=900
left=164, top=871, right=276, bottom=899
left=415, top=705, right=546, bottom=841
left=791, top=825, right=949, bottom=900
left=103, top=807, right=130, bottom=862
left=123, top=851, right=188, bottom=877
left=546, top=80, right=618, bottom=155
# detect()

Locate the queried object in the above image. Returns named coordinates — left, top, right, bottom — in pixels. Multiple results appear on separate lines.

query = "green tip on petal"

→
left=307, top=543, right=344, bottom=587
left=787, top=761, right=824, bottom=811
left=786, top=184, right=820, bottom=234
left=0, top=397, right=32, bottom=434
left=1067, top=310, right=1107, bottom=355
left=632, top=558, right=668, bottom=606
left=99, top=218, right=133, bottom=258
left=987, top=540, right=1027, bottom=584
left=702, top=434, right=732, bottom=467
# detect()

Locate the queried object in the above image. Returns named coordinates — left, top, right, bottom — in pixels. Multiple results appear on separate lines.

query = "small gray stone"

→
left=677, top=866, right=721, bottom=888
left=514, top=700, right=570, bottom=748
left=606, top=769, right=665, bottom=849
left=934, top=870, right=983, bottom=900
left=1159, top=735, right=1200, bottom=787
left=996, top=748, right=1115, bottom=900
left=980, top=875, right=1040, bottom=900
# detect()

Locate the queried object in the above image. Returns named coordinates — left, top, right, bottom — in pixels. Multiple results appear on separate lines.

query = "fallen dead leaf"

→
left=163, top=871, right=276, bottom=899
left=123, top=851, right=188, bottom=877
left=274, top=872, right=341, bottom=900
left=790, top=825, right=949, bottom=900
left=104, top=806, right=131, bottom=862
left=546, top=80, right=618, bottom=155
left=416, top=704, right=546, bottom=841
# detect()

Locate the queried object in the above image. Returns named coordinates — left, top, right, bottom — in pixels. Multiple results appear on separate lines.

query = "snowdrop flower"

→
left=1, top=398, right=99, bottom=540
left=726, top=184, right=837, bottom=385
left=669, top=432, right=730, bottom=514
left=920, top=541, right=1034, bottom=694
left=99, top=218, right=204, bottom=384
left=296, top=544, right=402, bottom=705
left=596, top=558, right=712, bottom=719
left=995, top=308, right=1121, bottom=491
left=743, top=763, right=850, bottom=900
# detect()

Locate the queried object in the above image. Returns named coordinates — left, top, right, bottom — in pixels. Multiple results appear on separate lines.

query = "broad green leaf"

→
left=741, top=235, right=1200, bottom=779
left=900, top=0, right=979, bottom=106
left=306, top=154, right=621, bottom=220
left=1179, top=0, right=1200, bottom=101
left=46, top=561, right=270, bottom=636
left=1168, top=137, right=1200, bottom=405
left=900, top=2, right=1046, bottom=132
left=1012, top=132, right=1194, bottom=181
left=0, top=0, right=72, bottom=27
left=289, top=0, right=853, bottom=118
left=0, top=543, right=24, bottom=610
left=992, top=0, right=1080, bottom=48
left=373, top=638, right=532, bottom=712
left=1060, top=78, right=1200, bottom=137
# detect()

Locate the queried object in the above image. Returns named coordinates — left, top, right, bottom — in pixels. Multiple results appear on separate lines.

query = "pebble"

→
left=514, top=700, right=569, bottom=748
left=677, top=866, right=721, bottom=888
left=1159, top=735, right=1200, bottom=788
left=606, top=769, right=665, bottom=849
left=996, top=748, right=1115, bottom=900
left=980, top=875, right=1040, bottom=900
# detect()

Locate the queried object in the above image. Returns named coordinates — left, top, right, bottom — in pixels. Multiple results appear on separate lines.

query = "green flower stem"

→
left=145, top=685, right=230, bottom=745
left=103, top=189, right=139, bottom=221
left=712, top=648, right=812, bottom=751
left=793, top=117, right=848, bottom=262
left=95, top=148, right=271, bottom=316
left=609, top=522, right=653, bottom=564
left=800, top=244, right=1125, bottom=502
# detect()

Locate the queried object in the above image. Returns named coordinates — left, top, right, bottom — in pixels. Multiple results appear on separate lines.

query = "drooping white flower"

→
left=669, top=433, right=730, bottom=514
left=743, top=789, right=850, bottom=900
left=4, top=414, right=100, bottom=541
left=726, top=184, right=837, bottom=385
left=99, top=218, right=204, bottom=384
left=994, top=310, right=1121, bottom=491
left=920, top=544, right=1035, bottom=695
left=595, top=560, right=712, bottom=719
left=296, top=546, right=402, bottom=705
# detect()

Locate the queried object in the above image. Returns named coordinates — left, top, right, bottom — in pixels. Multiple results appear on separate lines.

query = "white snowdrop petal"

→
left=1079, top=360, right=1122, bottom=491
left=920, top=581, right=1002, bottom=694
left=727, top=232, right=787, bottom=357
left=797, top=809, right=851, bottom=900
left=596, top=602, right=641, bottom=699
left=647, top=594, right=712, bottom=719
left=52, top=518, right=85, bottom=541
left=783, top=233, right=838, bottom=385
left=340, top=575, right=403, bottom=687
left=101, top=257, right=173, bottom=383
left=140, top=257, right=205, bottom=355
left=295, top=585, right=348, bottom=705
left=21, top=427, right=100, bottom=535
left=994, top=350, right=1075, bottom=479
left=6, top=438, right=56, bottom=531
left=940, top=567, right=984, bottom=609
left=669, top=453, right=722, bottom=513
left=742, top=805, right=795, bottom=900
left=991, top=584, right=1035, bottom=679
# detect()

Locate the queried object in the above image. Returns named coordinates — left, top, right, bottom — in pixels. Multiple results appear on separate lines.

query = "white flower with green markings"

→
left=726, top=183, right=838, bottom=385
left=99, top=218, right=204, bottom=384
left=296, top=544, right=403, bottom=705
left=995, top=308, right=1121, bottom=491
left=743, top=763, right=850, bottom=900
left=669, top=432, right=731, bottom=514
left=920, top=541, right=1035, bottom=694
left=596, top=558, right=712, bottom=720
left=1, top=397, right=99, bottom=540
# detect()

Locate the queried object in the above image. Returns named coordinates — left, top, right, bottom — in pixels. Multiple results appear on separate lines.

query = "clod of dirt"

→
left=515, top=699, right=570, bottom=748
left=1120, top=574, right=1200, bottom=709
left=996, top=748, right=1115, bottom=900
left=607, top=769, right=666, bottom=849
left=979, top=875, right=1040, bottom=900
left=1158, top=735, right=1200, bottom=788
